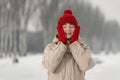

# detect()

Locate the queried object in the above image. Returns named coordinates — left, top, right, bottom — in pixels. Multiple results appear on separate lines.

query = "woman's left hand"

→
left=70, top=25, right=80, bottom=43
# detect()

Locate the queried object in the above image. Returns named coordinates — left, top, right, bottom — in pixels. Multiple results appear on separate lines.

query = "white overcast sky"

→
left=89, top=0, right=120, bottom=24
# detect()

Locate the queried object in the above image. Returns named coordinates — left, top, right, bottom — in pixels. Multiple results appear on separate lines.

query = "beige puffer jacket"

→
left=42, top=37, right=95, bottom=80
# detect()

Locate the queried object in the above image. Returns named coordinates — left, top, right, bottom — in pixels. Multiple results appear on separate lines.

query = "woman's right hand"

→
left=57, top=25, right=67, bottom=44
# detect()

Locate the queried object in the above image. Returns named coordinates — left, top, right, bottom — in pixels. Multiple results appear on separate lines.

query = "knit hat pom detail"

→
left=64, top=10, right=72, bottom=15
left=57, top=9, right=79, bottom=27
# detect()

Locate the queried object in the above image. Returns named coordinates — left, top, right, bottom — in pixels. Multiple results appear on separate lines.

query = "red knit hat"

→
left=58, top=9, right=78, bottom=27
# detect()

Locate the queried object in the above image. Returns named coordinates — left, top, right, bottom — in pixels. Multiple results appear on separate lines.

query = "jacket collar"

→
left=52, top=36, right=59, bottom=43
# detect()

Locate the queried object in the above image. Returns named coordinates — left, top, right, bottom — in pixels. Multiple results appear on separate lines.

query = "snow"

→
left=86, top=53, right=120, bottom=80
left=0, top=54, right=47, bottom=80
left=0, top=53, right=120, bottom=80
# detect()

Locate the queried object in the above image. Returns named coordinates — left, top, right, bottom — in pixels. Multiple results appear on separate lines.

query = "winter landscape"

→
left=0, top=52, right=120, bottom=80
left=0, top=0, right=120, bottom=80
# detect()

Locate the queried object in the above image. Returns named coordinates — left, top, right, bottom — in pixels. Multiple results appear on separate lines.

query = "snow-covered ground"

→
left=86, top=52, right=120, bottom=80
left=0, top=53, right=120, bottom=80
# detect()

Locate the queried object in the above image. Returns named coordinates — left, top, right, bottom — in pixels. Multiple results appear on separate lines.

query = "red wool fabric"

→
left=57, top=24, right=67, bottom=44
left=57, top=9, right=81, bottom=44
left=70, top=25, right=80, bottom=44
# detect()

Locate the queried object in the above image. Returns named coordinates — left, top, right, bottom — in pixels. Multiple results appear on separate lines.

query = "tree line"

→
left=0, top=0, right=120, bottom=57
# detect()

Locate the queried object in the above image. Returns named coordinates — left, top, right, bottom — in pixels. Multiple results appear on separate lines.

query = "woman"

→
left=42, top=9, right=95, bottom=80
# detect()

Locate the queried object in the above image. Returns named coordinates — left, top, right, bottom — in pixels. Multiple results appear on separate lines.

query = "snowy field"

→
left=0, top=52, right=120, bottom=80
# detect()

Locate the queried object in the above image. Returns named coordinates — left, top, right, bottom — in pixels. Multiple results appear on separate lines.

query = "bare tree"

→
left=40, top=0, right=61, bottom=47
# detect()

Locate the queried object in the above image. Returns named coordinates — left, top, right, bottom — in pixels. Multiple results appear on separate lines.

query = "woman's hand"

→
left=57, top=25, right=67, bottom=44
left=70, top=25, right=80, bottom=43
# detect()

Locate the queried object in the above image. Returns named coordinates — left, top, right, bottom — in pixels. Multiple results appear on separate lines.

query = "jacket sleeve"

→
left=42, top=42, right=67, bottom=73
left=69, top=40, right=95, bottom=72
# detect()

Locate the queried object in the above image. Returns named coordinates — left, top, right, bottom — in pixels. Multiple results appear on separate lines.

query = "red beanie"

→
left=58, top=9, right=78, bottom=27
